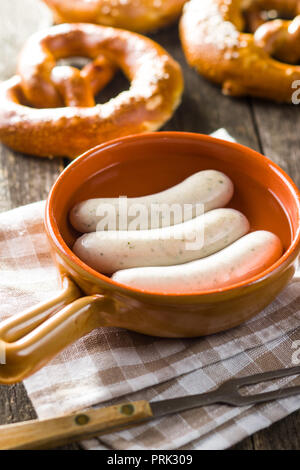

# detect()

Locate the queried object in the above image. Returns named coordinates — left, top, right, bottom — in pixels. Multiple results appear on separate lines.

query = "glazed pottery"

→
left=0, top=132, right=299, bottom=383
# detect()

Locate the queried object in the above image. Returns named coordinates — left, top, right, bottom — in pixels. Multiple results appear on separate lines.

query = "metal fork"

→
left=151, top=365, right=300, bottom=416
left=1, top=365, right=300, bottom=449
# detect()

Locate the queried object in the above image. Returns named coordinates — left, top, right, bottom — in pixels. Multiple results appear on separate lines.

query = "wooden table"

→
left=0, top=22, right=299, bottom=450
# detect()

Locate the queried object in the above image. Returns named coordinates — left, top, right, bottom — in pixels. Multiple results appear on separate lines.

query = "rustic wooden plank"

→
left=0, top=145, right=63, bottom=211
left=151, top=24, right=261, bottom=151
left=0, top=383, right=36, bottom=425
left=250, top=100, right=300, bottom=185
left=231, top=437, right=255, bottom=450
left=252, top=410, right=300, bottom=450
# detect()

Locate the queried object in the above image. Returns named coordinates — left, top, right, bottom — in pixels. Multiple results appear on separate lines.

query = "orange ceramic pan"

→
left=0, top=132, right=299, bottom=384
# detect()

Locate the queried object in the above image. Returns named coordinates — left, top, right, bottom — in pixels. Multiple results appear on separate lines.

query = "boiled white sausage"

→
left=73, top=208, right=249, bottom=274
left=112, top=231, right=283, bottom=293
left=70, top=170, right=234, bottom=233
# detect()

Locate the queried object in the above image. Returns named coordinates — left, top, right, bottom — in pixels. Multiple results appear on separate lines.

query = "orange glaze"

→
left=48, top=132, right=299, bottom=298
left=0, top=132, right=299, bottom=384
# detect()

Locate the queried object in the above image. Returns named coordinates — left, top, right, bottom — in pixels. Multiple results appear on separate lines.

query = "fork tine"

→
left=237, top=385, right=300, bottom=406
left=229, top=366, right=300, bottom=387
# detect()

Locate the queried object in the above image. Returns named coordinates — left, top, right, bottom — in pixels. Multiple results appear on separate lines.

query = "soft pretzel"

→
left=0, top=23, right=183, bottom=159
left=255, top=16, right=300, bottom=64
left=243, top=0, right=300, bottom=32
left=180, top=0, right=300, bottom=102
left=43, top=0, right=187, bottom=32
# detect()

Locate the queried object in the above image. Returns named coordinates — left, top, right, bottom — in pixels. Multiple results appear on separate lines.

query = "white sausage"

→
left=73, top=208, right=249, bottom=274
left=70, top=170, right=234, bottom=233
left=112, top=231, right=283, bottom=293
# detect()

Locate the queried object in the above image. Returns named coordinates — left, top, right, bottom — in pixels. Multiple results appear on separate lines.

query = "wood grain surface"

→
left=0, top=22, right=299, bottom=450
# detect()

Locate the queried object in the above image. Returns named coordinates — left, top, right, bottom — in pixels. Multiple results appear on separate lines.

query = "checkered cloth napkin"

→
left=0, top=130, right=299, bottom=450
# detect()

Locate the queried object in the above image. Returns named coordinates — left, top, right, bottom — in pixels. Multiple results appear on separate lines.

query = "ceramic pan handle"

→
left=0, top=277, right=114, bottom=384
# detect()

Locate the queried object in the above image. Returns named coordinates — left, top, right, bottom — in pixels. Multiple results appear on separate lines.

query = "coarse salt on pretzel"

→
left=43, top=0, right=187, bottom=33
left=180, top=0, right=300, bottom=103
left=0, top=23, right=183, bottom=159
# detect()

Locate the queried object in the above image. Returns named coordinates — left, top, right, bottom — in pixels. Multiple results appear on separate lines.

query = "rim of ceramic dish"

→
left=45, top=131, right=300, bottom=298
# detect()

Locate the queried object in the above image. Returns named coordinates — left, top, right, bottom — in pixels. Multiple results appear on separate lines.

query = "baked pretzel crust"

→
left=180, top=0, right=300, bottom=102
left=0, top=23, right=183, bottom=158
left=44, top=0, right=187, bottom=32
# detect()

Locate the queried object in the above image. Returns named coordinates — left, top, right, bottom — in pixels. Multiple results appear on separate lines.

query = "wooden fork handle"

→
left=0, top=400, right=153, bottom=449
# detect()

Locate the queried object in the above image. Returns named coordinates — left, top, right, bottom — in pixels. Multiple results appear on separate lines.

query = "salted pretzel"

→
left=180, top=0, right=300, bottom=102
left=255, top=16, right=300, bottom=64
left=0, top=23, right=183, bottom=158
left=243, top=0, right=299, bottom=32
left=43, top=0, right=187, bottom=32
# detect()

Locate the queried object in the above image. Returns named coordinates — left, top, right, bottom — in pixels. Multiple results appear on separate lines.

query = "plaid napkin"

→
left=0, top=130, right=299, bottom=450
